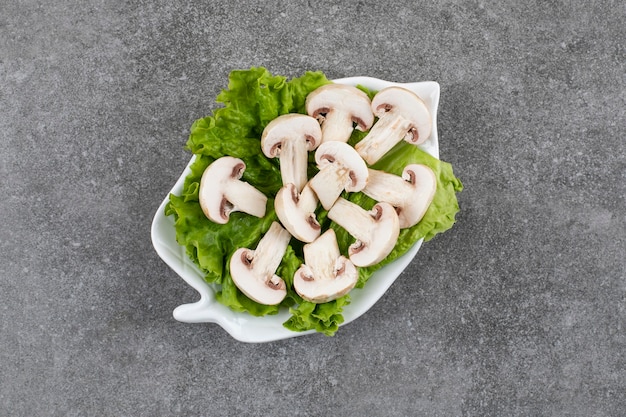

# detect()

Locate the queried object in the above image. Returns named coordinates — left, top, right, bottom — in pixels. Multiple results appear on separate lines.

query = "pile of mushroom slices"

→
left=198, top=83, right=438, bottom=307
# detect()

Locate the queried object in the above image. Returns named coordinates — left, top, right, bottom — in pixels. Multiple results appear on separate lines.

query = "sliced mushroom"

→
left=294, top=229, right=358, bottom=303
left=327, top=197, right=400, bottom=267
left=362, top=164, right=437, bottom=229
left=261, top=113, right=322, bottom=192
left=229, top=222, right=291, bottom=305
left=308, top=141, right=369, bottom=210
left=355, top=86, right=432, bottom=165
left=306, top=83, right=374, bottom=144
left=275, top=183, right=321, bottom=243
left=199, top=156, right=267, bottom=224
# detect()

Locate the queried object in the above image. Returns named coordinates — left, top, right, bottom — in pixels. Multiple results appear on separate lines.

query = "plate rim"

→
left=151, top=76, right=440, bottom=343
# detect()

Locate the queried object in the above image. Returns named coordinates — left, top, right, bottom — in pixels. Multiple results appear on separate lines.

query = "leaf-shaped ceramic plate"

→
left=151, top=77, right=440, bottom=342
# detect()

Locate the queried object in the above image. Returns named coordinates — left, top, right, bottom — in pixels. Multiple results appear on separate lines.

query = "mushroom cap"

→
left=371, top=86, right=432, bottom=145
left=230, top=248, right=287, bottom=305
left=198, top=156, right=267, bottom=224
left=293, top=229, right=358, bottom=303
left=348, top=202, right=400, bottom=267
left=274, top=183, right=321, bottom=243
left=260, top=113, right=322, bottom=158
left=305, top=83, right=374, bottom=132
left=396, top=164, right=437, bottom=228
left=314, top=141, right=369, bottom=193
left=362, top=164, right=437, bottom=229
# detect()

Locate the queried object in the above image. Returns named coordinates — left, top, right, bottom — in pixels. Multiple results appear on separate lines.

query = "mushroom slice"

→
left=275, top=183, right=321, bottom=243
left=261, top=113, right=322, bottom=192
left=308, top=141, right=369, bottom=210
left=362, top=164, right=437, bottom=229
left=294, top=229, right=358, bottom=303
left=199, top=156, right=267, bottom=224
left=327, top=197, right=400, bottom=267
left=229, top=222, right=291, bottom=305
left=306, top=83, right=374, bottom=144
left=355, top=86, right=432, bottom=165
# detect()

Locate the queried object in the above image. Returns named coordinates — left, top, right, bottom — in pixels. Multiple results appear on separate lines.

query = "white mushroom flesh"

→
left=275, top=183, right=321, bottom=243
left=261, top=113, right=321, bottom=192
left=306, top=84, right=374, bottom=144
left=229, top=222, right=291, bottom=305
left=362, top=164, right=437, bottom=228
left=308, top=141, right=369, bottom=210
left=294, top=229, right=358, bottom=303
left=277, top=135, right=310, bottom=191
left=327, top=197, right=400, bottom=267
left=355, top=86, right=432, bottom=165
left=199, top=156, right=267, bottom=224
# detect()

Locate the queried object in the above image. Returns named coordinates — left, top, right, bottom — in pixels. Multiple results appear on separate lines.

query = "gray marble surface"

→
left=2, top=1, right=624, bottom=415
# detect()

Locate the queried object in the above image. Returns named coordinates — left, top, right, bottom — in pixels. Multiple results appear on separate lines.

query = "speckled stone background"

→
left=1, top=1, right=624, bottom=416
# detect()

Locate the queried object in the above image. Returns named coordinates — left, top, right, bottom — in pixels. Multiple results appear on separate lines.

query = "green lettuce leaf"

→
left=283, top=295, right=351, bottom=336
left=165, top=67, right=462, bottom=336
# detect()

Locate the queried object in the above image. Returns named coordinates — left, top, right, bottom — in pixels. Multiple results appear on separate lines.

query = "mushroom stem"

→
left=362, top=168, right=410, bottom=207
left=327, top=198, right=376, bottom=243
left=355, top=113, right=413, bottom=165
left=297, top=183, right=319, bottom=212
left=302, top=234, right=341, bottom=280
left=319, top=109, right=355, bottom=143
left=224, top=179, right=268, bottom=219
left=248, top=222, right=292, bottom=280
left=307, top=164, right=350, bottom=210
left=278, top=136, right=309, bottom=192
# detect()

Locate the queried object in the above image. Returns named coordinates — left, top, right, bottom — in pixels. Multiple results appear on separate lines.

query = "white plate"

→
left=151, top=77, right=440, bottom=343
